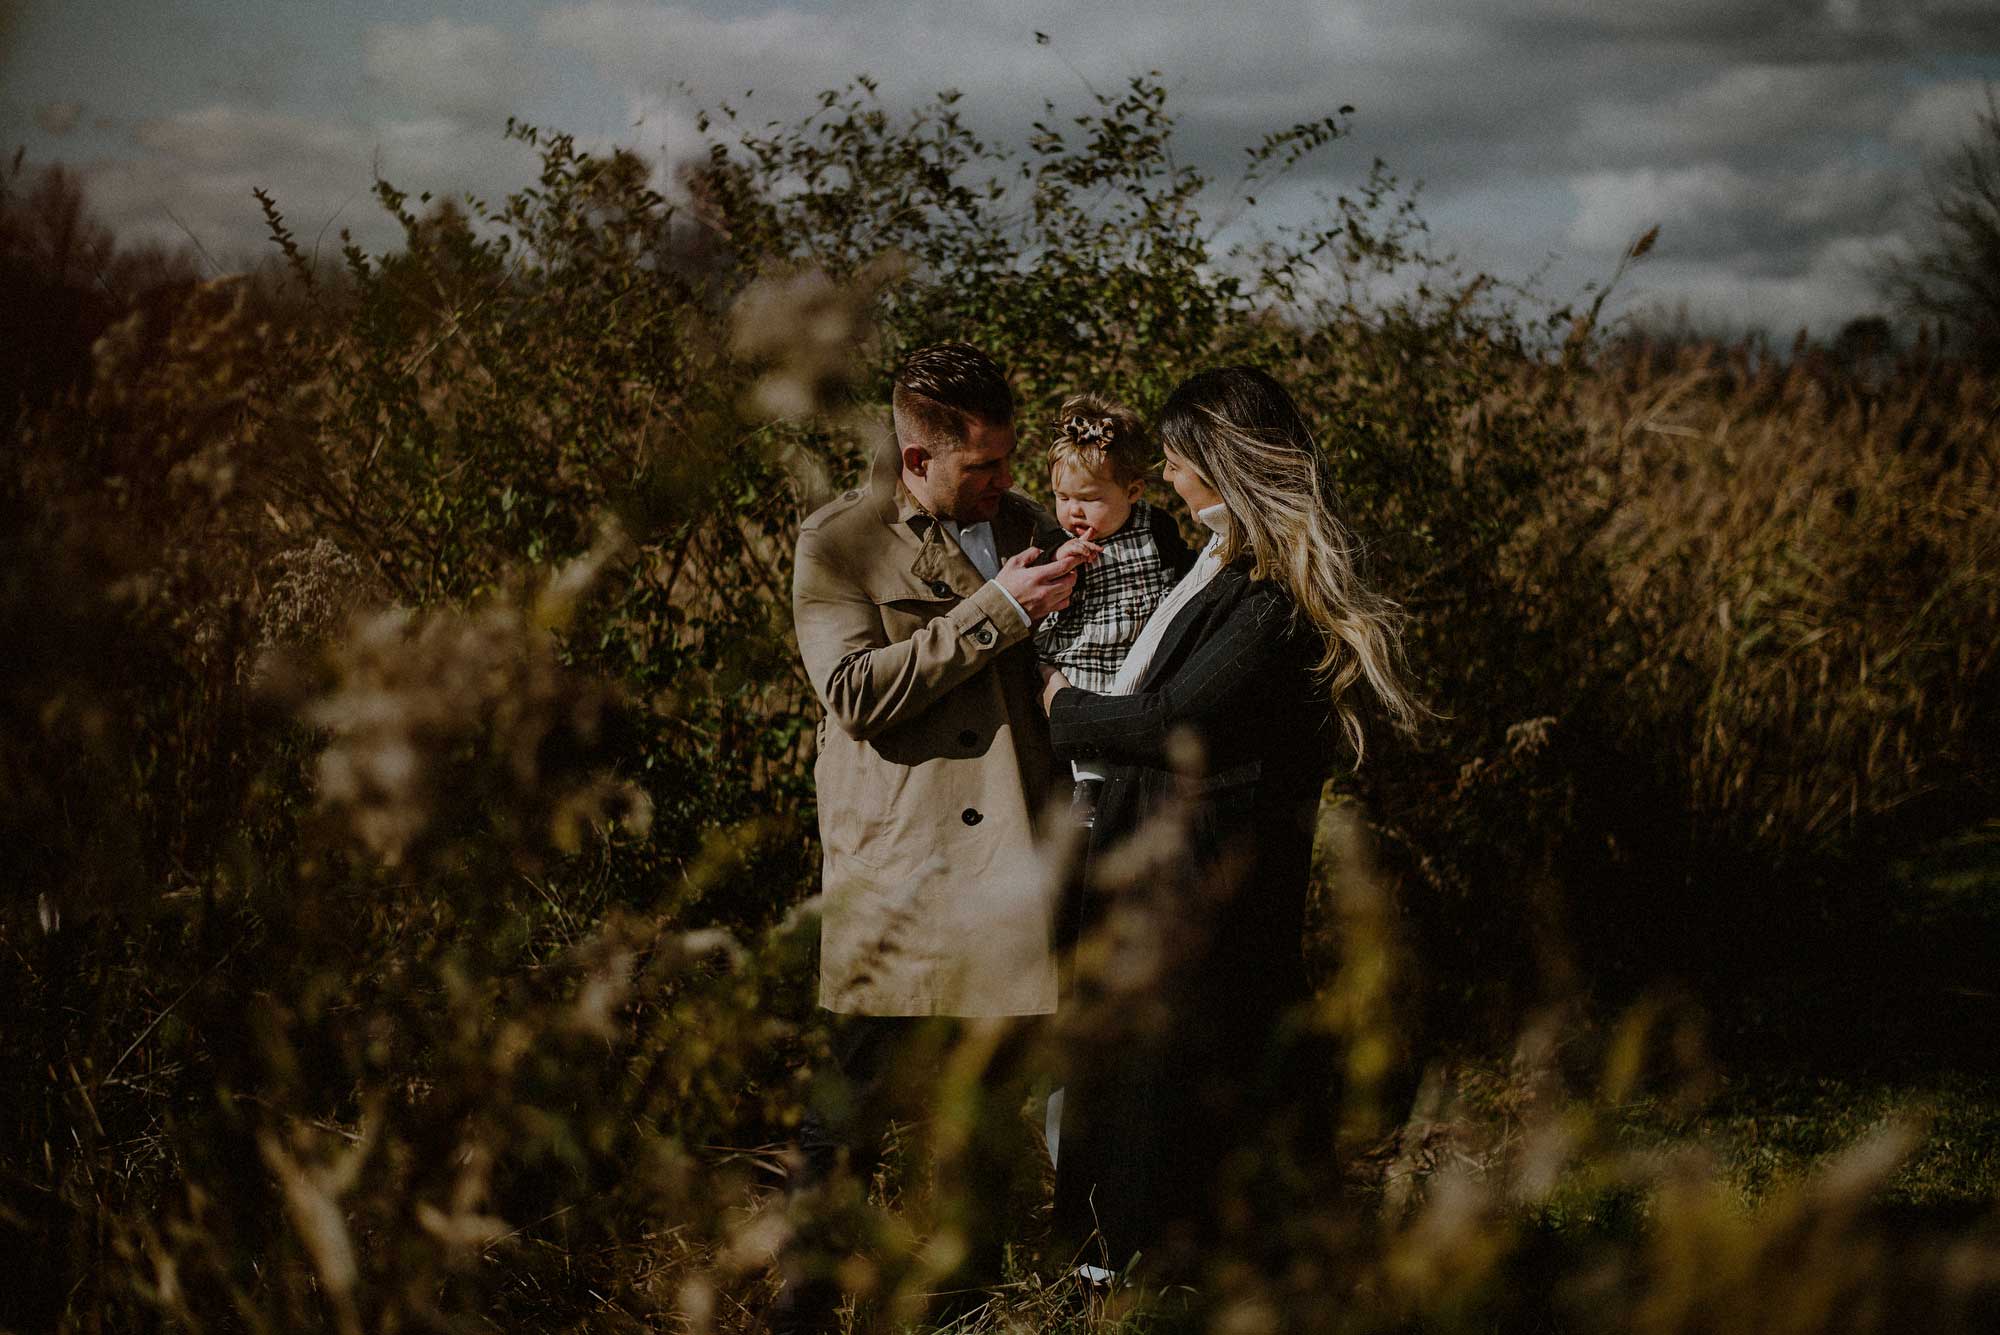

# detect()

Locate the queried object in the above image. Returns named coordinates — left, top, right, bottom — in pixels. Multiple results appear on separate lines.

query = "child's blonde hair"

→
left=1047, top=392, right=1150, bottom=485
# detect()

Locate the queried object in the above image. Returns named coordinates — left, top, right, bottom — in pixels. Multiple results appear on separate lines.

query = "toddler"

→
left=1035, top=393, right=1195, bottom=693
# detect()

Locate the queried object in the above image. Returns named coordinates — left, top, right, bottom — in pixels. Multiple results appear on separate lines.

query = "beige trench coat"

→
left=792, top=447, right=1068, bottom=1016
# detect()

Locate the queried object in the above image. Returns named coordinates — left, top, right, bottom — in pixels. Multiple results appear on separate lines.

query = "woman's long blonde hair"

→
left=1158, top=366, right=1422, bottom=762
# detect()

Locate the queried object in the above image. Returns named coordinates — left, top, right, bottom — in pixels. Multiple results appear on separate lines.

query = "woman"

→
left=1039, top=365, right=1420, bottom=1281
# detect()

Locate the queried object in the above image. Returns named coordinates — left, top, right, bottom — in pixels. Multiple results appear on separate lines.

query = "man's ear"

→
left=901, top=444, right=932, bottom=478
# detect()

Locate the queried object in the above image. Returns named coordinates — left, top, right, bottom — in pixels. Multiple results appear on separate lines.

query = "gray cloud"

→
left=28, top=0, right=2000, bottom=334
left=1459, top=0, right=2000, bottom=64
left=1892, top=78, right=1998, bottom=154
left=34, top=98, right=79, bottom=134
left=1618, top=234, right=1892, bottom=336
left=1568, top=161, right=1906, bottom=265
left=194, top=35, right=310, bottom=110
left=363, top=17, right=523, bottom=121
left=97, top=103, right=538, bottom=264
left=1572, top=64, right=1905, bottom=163
left=536, top=1, right=1980, bottom=310
left=519, top=0, right=2000, bottom=331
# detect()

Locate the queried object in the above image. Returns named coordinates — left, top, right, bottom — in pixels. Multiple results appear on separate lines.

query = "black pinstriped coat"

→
left=1045, top=559, right=1339, bottom=1271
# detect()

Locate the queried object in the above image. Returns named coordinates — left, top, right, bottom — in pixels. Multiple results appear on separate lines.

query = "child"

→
left=1035, top=393, right=1195, bottom=694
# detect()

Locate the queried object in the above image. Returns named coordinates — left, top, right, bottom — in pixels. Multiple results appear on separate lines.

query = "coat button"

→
left=844, top=489, right=860, bottom=501
left=961, top=808, right=983, bottom=826
left=957, top=729, right=978, bottom=747
left=929, top=579, right=952, bottom=598
left=973, top=626, right=995, bottom=647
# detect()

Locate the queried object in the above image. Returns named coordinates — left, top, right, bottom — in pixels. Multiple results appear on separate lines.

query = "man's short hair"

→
left=892, top=343, right=1015, bottom=452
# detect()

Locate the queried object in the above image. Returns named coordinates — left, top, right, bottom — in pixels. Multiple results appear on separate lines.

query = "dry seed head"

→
left=676, top=1276, right=718, bottom=1334
left=257, top=540, right=372, bottom=651
left=729, top=256, right=906, bottom=420
left=286, top=554, right=642, bottom=864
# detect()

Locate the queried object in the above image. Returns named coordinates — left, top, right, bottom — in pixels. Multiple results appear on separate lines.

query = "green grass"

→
left=1612, top=1070, right=2000, bottom=1207
left=1604, top=819, right=2000, bottom=1211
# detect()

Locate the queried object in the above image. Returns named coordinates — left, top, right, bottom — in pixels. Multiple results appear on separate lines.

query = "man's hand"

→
left=996, top=546, right=1082, bottom=623
left=1038, top=661, right=1072, bottom=712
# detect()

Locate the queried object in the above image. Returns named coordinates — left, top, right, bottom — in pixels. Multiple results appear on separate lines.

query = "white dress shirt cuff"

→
left=989, top=578, right=1030, bottom=631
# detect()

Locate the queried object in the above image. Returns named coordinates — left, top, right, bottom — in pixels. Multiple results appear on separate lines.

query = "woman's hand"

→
left=1038, top=662, right=1072, bottom=713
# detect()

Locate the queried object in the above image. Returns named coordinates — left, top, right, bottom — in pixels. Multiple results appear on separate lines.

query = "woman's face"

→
left=1162, top=446, right=1224, bottom=516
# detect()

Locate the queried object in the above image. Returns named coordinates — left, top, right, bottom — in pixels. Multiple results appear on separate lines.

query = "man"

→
left=779, top=343, right=1086, bottom=1326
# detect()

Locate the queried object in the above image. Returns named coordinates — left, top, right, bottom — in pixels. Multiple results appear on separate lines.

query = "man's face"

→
left=910, top=418, right=1016, bottom=523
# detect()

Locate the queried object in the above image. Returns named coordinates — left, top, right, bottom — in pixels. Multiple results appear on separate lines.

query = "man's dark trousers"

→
left=774, top=1015, right=1033, bottom=1331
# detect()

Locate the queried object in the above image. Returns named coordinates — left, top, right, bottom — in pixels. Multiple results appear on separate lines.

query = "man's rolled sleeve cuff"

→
left=954, top=579, right=1031, bottom=649
left=984, top=578, right=1032, bottom=634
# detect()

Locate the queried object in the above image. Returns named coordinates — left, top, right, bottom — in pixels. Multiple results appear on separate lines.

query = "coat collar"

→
left=1134, top=562, right=1248, bottom=693
left=865, top=433, right=1025, bottom=600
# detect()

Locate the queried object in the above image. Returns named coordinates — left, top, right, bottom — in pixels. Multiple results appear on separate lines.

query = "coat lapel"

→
left=871, top=435, right=1030, bottom=600
left=1135, top=567, right=1242, bottom=693
left=909, top=519, right=987, bottom=599
left=887, top=471, right=985, bottom=600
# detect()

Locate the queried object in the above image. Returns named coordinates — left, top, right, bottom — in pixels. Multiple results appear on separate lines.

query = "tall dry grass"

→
left=1349, top=330, right=2000, bottom=1031
left=1584, top=343, right=1999, bottom=858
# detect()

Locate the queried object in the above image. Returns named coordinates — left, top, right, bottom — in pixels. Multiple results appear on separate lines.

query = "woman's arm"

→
left=1047, top=579, right=1298, bottom=768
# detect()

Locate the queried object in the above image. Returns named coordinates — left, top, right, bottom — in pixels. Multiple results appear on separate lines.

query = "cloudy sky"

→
left=5, top=0, right=1998, bottom=335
